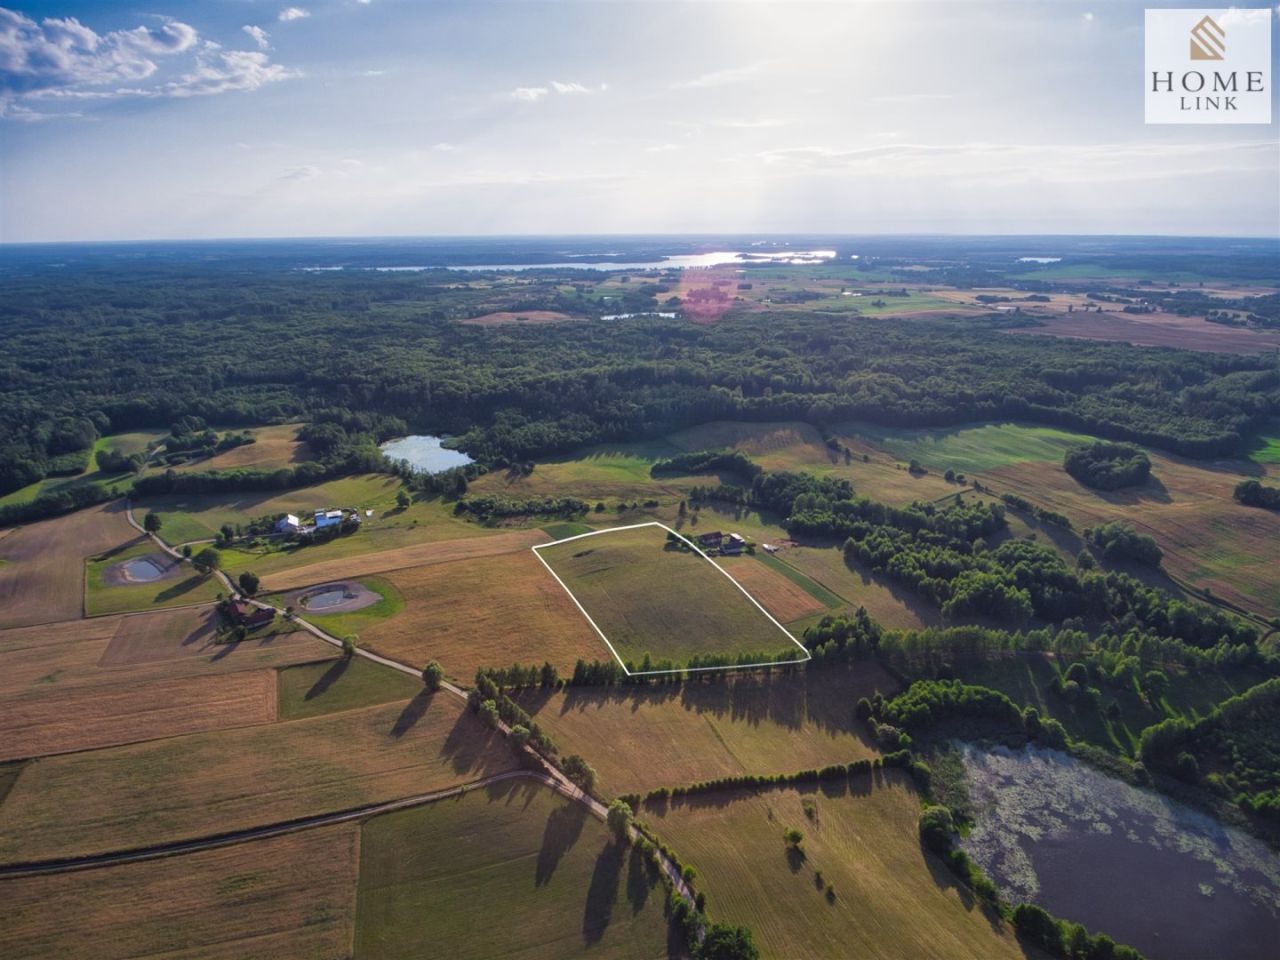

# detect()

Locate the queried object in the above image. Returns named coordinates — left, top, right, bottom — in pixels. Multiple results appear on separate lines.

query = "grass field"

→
left=277, top=656, right=422, bottom=720
left=359, top=551, right=602, bottom=680
left=0, top=430, right=164, bottom=510
left=714, top=555, right=830, bottom=623
left=775, top=546, right=941, bottom=631
left=84, top=541, right=223, bottom=616
left=517, top=662, right=896, bottom=797
left=0, top=694, right=515, bottom=863
left=0, top=668, right=277, bottom=762
left=466, top=439, right=691, bottom=504
left=647, top=773, right=1030, bottom=960
left=1250, top=435, right=1280, bottom=465
left=0, top=824, right=358, bottom=960
left=138, top=473, right=410, bottom=545
left=355, top=780, right=678, bottom=960
left=172, top=422, right=313, bottom=473
left=536, top=524, right=799, bottom=668
left=0, top=500, right=137, bottom=629
left=835, top=421, right=1097, bottom=474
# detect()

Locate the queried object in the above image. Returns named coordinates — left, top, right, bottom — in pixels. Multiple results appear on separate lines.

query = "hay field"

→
left=278, top=657, right=423, bottom=720
left=461, top=309, right=581, bottom=325
left=836, top=421, right=1095, bottom=475
left=0, top=694, right=515, bottom=863
left=518, top=663, right=895, bottom=797
left=982, top=454, right=1280, bottom=614
left=173, top=422, right=313, bottom=473
left=359, top=551, right=603, bottom=679
left=0, top=669, right=277, bottom=761
left=0, top=824, right=358, bottom=960
left=714, top=555, right=828, bottom=624
left=355, top=780, right=676, bottom=960
left=537, top=524, right=796, bottom=667
left=261, top=527, right=547, bottom=591
left=85, top=541, right=223, bottom=616
left=646, top=774, right=1029, bottom=960
left=0, top=501, right=136, bottom=629
left=1004, top=309, right=1280, bottom=355
left=466, top=439, right=697, bottom=503
left=778, top=547, right=941, bottom=631
left=99, top=605, right=324, bottom=669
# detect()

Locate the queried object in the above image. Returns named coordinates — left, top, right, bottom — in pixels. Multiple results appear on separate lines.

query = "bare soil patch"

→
left=715, top=555, right=825, bottom=623
left=461, top=310, right=580, bottom=326
left=263, top=528, right=549, bottom=591
left=0, top=824, right=358, bottom=960
left=101, top=552, right=181, bottom=587
left=361, top=551, right=601, bottom=679
left=0, top=669, right=277, bottom=761
left=0, top=501, right=137, bottom=629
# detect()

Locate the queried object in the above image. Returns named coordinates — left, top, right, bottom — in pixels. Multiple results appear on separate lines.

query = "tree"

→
left=562, top=754, right=597, bottom=792
left=509, top=724, right=530, bottom=751
left=606, top=798, right=634, bottom=840
left=478, top=699, right=501, bottom=729
left=181, top=543, right=193, bottom=559
left=422, top=659, right=444, bottom=691
left=143, top=512, right=162, bottom=534
left=697, top=923, right=759, bottom=960
left=341, top=635, right=358, bottom=658
left=396, top=489, right=411, bottom=509
left=238, top=571, right=260, bottom=597
left=783, top=827, right=804, bottom=848
left=191, top=547, right=221, bottom=576
left=1143, top=669, right=1169, bottom=704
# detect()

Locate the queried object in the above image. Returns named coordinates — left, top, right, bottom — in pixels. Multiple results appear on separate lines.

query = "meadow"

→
left=84, top=541, right=223, bottom=616
left=357, top=550, right=603, bottom=680
left=281, top=576, right=405, bottom=641
left=355, top=780, right=677, bottom=960
left=0, top=825, right=359, bottom=960
left=172, top=422, right=313, bottom=473
left=517, top=662, right=895, bottom=797
left=535, top=523, right=799, bottom=668
left=646, top=773, right=1031, bottom=960
left=277, top=655, right=422, bottom=720
left=0, top=430, right=165, bottom=509
left=0, top=692, right=514, bottom=863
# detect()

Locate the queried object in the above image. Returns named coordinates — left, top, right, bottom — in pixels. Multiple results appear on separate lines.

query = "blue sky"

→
left=1, top=0, right=1276, bottom=241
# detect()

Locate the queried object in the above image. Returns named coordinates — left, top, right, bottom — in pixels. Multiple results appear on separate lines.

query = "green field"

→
left=355, top=781, right=677, bottom=960
left=277, top=656, right=422, bottom=721
left=646, top=773, right=1030, bottom=960
left=536, top=523, right=797, bottom=668
left=0, top=430, right=168, bottom=509
left=1250, top=435, right=1280, bottom=465
left=836, top=421, right=1097, bottom=474
left=84, top=542, right=223, bottom=616
left=282, top=576, right=405, bottom=641
left=754, top=551, right=844, bottom=609
left=542, top=521, right=595, bottom=540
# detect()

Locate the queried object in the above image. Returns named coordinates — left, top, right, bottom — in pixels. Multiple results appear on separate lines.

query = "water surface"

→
left=380, top=435, right=474, bottom=474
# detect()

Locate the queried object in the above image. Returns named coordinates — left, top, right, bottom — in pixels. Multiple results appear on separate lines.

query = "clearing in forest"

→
left=533, top=522, right=806, bottom=673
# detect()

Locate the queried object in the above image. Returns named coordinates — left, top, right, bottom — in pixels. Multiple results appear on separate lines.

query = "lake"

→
left=959, top=743, right=1280, bottom=960
left=379, top=435, right=474, bottom=474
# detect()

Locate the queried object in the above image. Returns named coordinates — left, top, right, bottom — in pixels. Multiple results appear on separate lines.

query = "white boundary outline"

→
left=531, top=521, right=812, bottom=676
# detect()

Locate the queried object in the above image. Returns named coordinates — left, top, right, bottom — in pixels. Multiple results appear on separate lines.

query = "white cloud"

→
left=550, top=80, right=589, bottom=94
left=511, top=80, right=605, bottom=101
left=281, top=164, right=320, bottom=181
left=1083, top=12, right=1095, bottom=23
left=278, top=7, right=310, bottom=23
left=0, top=8, right=297, bottom=115
left=355, top=0, right=373, bottom=5
left=242, top=25, right=270, bottom=51
left=672, top=62, right=769, bottom=90
left=510, top=86, right=548, bottom=101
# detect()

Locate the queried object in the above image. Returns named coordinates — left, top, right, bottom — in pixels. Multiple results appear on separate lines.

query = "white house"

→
left=315, top=509, right=344, bottom=529
left=276, top=514, right=301, bottom=534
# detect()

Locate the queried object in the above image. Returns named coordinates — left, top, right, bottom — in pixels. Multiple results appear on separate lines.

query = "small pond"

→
left=958, top=743, right=1280, bottom=960
left=379, top=435, right=474, bottom=474
left=303, top=587, right=351, bottom=610
left=121, top=557, right=166, bottom=582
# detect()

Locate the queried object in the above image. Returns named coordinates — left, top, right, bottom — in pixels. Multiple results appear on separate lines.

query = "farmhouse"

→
left=722, top=533, right=745, bottom=556
left=225, top=599, right=276, bottom=630
left=697, top=531, right=724, bottom=547
left=276, top=513, right=301, bottom=534
left=315, top=509, right=344, bottom=529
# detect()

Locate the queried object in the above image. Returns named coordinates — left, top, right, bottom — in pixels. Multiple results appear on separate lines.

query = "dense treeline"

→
left=1084, top=521, right=1163, bottom=567
left=454, top=494, right=588, bottom=521
left=1063, top=442, right=1152, bottom=490
left=650, top=450, right=762, bottom=480
left=3, top=265, right=1278, bottom=496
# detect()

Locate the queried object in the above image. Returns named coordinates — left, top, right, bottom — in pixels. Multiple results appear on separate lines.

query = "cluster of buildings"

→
left=275, top=508, right=358, bottom=536
left=695, top=530, right=747, bottom=556
left=224, top=598, right=276, bottom=630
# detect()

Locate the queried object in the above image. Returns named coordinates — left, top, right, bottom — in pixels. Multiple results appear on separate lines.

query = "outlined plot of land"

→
left=532, top=522, right=809, bottom=675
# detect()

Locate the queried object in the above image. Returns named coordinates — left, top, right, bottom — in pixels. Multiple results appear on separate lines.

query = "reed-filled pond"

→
left=958, top=743, right=1280, bottom=960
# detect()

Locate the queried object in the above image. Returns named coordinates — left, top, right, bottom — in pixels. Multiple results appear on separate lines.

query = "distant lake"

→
left=300, top=249, right=839, bottom=274
left=959, top=743, right=1280, bottom=960
left=379, top=435, right=474, bottom=474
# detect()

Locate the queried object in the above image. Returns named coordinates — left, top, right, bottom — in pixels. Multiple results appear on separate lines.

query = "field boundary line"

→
left=532, top=521, right=811, bottom=676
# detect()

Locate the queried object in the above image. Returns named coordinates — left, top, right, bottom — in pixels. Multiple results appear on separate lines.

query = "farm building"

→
left=315, top=509, right=344, bottom=529
left=225, top=599, right=276, bottom=630
left=697, top=531, right=723, bottom=547
left=722, top=533, right=745, bottom=556
left=276, top=513, right=301, bottom=534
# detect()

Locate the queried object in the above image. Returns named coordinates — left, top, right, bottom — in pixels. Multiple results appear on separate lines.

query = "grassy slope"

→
left=84, top=542, right=222, bottom=616
left=277, top=655, right=422, bottom=721
left=537, top=524, right=793, bottom=665
left=355, top=782, right=677, bottom=960
left=519, top=663, right=895, bottom=798
left=647, top=774, right=1030, bottom=960
left=836, top=421, right=1096, bottom=474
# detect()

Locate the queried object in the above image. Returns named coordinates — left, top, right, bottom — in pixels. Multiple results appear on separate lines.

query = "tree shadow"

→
left=582, top=841, right=626, bottom=944
left=390, top=689, right=432, bottom=739
left=305, top=657, right=349, bottom=700
left=154, top=575, right=207, bottom=604
left=625, top=844, right=656, bottom=916
left=441, top=709, right=508, bottom=774
left=785, top=844, right=807, bottom=872
left=535, top=800, right=587, bottom=887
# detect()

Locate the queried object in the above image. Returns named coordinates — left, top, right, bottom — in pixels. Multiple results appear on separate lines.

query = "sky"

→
left=0, top=0, right=1277, bottom=242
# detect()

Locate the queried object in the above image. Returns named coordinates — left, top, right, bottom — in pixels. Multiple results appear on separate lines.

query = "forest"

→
left=2, top=264, right=1278, bottom=498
